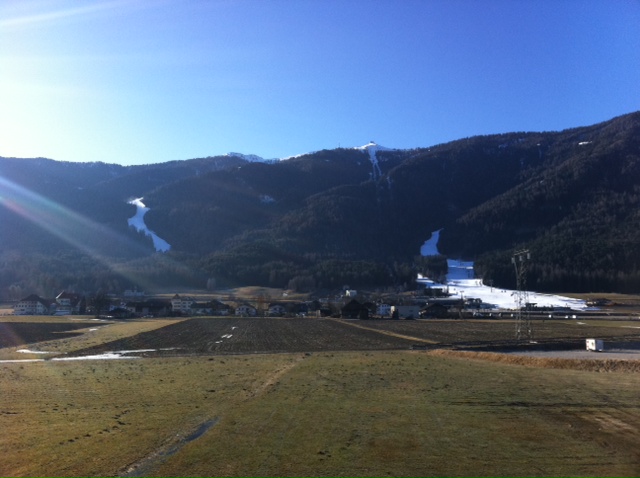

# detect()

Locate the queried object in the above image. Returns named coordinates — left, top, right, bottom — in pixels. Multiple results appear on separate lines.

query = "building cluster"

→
left=12, top=292, right=311, bottom=318
left=13, top=288, right=492, bottom=319
left=339, top=297, right=484, bottom=320
left=13, top=291, right=86, bottom=316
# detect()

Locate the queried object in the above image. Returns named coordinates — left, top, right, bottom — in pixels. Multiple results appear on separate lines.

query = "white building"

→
left=377, top=303, right=392, bottom=317
left=390, top=305, right=421, bottom=319
left=171, top=294, right=196, bottom=315
left=14, top=294, right=52, bottom=315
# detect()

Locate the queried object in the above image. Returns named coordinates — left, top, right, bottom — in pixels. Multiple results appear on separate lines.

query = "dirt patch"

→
left=65, top=318, right=421, bottom=357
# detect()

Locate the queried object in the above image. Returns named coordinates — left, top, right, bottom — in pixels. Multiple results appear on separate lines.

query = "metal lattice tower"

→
left=512, top=249, right=532, bottom=341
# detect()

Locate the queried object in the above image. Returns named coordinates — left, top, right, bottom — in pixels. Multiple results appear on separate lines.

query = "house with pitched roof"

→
left=14, top=294, right=54, bottom=315
left=55, top=291, right=85, bottom=315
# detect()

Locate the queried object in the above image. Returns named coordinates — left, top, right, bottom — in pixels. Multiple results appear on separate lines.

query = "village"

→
left=9, top=286, right=504, bottom=320
left=8, top=285, right=613, bottom=322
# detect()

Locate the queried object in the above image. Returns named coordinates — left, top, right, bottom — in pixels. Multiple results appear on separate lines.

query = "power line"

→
left=512, top=249, right=532, bottom=341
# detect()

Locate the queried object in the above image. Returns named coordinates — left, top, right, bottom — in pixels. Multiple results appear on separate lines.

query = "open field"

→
left=3, top=350, right=640, bottom=476
left=3, top=315, right=640, bottom=360
left=352, top=318, right=640, bottom=345
left=61, top=318, right=420, bottom=358
left=0, top=318, right=184, bottom=361
left=47, top=317, right=640, bottom=359
left=2, top=316, right=640, bottom=476
left=0, top=321, right=106, bottom=349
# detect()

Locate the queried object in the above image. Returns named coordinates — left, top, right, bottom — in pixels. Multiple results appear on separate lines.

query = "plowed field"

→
left=0, top=321, right=107, bottom=348
left=61, top=317, right=640, bottom=358
left=357, top=319, right=640, bottom=346
left=66, top=318, right=420, bottom=357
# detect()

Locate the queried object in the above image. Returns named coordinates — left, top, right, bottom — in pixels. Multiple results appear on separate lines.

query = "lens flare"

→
left=0, top=174, right=186, bottom=292
left=0, top=175, right=140, bottom=256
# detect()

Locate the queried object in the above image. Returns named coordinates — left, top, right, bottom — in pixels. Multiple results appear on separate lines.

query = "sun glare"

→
left=1, top=175, right=118, bottom=253
left=0, top=174, right=182, bottom=290
left=0, top=0, right=133, bottom=29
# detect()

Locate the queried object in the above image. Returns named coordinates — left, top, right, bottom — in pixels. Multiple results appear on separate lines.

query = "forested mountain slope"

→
left=1, top=111, right=638, bottom=296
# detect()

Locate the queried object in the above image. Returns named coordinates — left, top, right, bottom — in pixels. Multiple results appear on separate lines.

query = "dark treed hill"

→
left=141, top=148, right=384, bottom=253
left=0, top=155, right=245, bottom=255
left=1, top=111, right=639, bottom=296
left=188, top=113, right=640, bottom=292
left=91, top=155, right=247, bottom=200
left=0, top=154, right=245, bottom=213
left=442, top=113, right=640, bottom=292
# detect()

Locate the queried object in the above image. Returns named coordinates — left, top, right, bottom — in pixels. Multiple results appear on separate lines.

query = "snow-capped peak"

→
left=355, top=142, right=393, bottom=153
left=226, top=152, right=284, bottom=164
left=226, top=152, right=269, bottom=162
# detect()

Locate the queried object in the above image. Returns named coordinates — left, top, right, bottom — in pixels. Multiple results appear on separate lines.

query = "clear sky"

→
left=1, top=0, right=639, bottom=166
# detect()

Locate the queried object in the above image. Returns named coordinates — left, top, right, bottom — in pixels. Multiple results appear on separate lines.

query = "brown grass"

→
left=428, top=348, right=640, bottom=373
left=0, top=353, right=301, bottom=477
left=3, top=350, right=640, bottom=476
left=0, top=315, right=97, bottom=323
left=4, top=318, right=640, bottom=476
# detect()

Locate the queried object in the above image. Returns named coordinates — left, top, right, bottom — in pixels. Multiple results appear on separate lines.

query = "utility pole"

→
left=512, top=249, right=532, bottom=341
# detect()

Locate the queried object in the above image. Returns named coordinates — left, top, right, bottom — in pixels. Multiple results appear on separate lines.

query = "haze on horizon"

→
left=1, top=0, right=639, bottom=166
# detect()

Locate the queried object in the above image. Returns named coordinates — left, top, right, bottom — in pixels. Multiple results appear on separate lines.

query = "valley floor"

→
left=2, top=316, right=640, bottom=476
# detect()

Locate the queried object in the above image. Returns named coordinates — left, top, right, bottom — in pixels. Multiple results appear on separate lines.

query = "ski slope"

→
left=418, top=230, right=587, bottom=310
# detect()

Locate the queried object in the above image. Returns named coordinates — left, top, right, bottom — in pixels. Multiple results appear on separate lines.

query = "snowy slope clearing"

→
left=418, top=230, right=587, bottom=310
left=127, top=198, right=171, bottom=252
left=355, top=142, right=393, bottom=180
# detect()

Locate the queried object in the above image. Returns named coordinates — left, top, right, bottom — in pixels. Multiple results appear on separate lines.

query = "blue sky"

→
left=1, top=0, right=639, bottom=166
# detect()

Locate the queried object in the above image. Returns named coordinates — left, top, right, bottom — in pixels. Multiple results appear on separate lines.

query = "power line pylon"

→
left=512, top=249, right=532, bottom=341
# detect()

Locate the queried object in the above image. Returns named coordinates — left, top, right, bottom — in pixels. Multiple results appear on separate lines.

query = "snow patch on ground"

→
left=0, top=359, right=45, bottom=363
left=420, top=229, right=443, bottom=256
left=0, top=348, right=180, bottom=363
left=52, top=352, right=143, bottom=361
left=418, top=230, right=587, bottom=310
left=127, top=198, right=171, bottom=252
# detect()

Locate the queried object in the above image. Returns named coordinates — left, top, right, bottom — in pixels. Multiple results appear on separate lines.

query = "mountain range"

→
left=1, top=111, right=639, bottom=298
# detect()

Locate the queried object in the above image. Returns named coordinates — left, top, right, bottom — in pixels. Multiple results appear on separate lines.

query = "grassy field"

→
left=2, top=351, right=640, bottom=476
left=2, top=316, right=640, bottom=476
